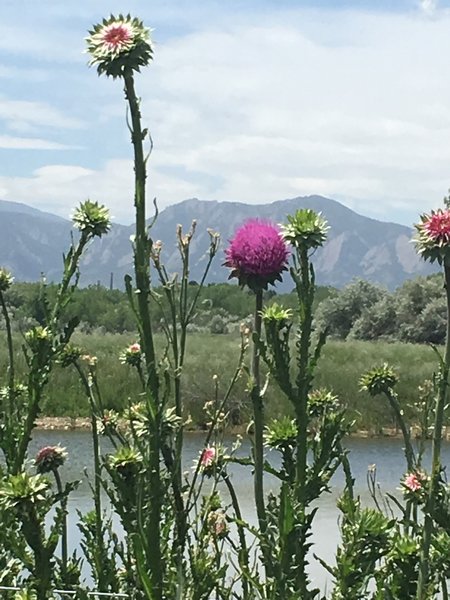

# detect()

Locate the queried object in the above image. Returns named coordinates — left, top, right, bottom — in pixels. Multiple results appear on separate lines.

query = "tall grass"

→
left=0, top=331, right=438, bottom=431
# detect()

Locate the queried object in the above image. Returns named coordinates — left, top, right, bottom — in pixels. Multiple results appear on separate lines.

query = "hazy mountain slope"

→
left=0, top=196, right=436, bottom=289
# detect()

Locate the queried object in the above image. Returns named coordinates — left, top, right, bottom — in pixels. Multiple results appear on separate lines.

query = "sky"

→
left=1, top=0, right=450, bottom=226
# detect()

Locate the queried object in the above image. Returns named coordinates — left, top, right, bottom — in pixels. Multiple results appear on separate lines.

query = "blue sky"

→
left=1, top=0, right=450, bottom=225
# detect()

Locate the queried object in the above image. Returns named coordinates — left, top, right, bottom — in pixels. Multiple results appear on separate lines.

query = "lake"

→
left=25, top=430, right=444, bottom=593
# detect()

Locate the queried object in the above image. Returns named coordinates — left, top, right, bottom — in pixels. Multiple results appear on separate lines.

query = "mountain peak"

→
left=0, top=196, right=436, bottom=289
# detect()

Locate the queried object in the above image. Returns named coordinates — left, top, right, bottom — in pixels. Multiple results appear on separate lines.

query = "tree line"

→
left=315, top=273, right=446, bottom=344
left=1, top=275, right=445, bottom=342
left=1, top=280, right=334, bottom=335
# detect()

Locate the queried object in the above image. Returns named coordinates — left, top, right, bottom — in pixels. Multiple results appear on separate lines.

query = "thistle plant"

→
left=225, top=218, right=289, bottom=580
left=150, top=220, right=220, bottom=535
left=0, top=465, right=79, bottom=598
left=0, top=188, right=109, bottom=599
left=414, top=203, right=450, bottom=599
left=86, top=15, right=166, bottom=595
left=327, top=200, right=450, bottom=599
left=84, top=15, right=235, bottom=598
left=244, top=208, right=351, bottom=597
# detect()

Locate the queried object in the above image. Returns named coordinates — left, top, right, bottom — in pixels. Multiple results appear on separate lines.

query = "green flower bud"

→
left=264, top=417, right=297, bottom=451
left=0, top=267, right=13, bottom=292
left=308, top=388, right=340, bottom=418
left=0, top=472, right=49, bottom=509
left=72, top=200, right=111, bottom=238
left=261, top=303, right=293, bottom=323
left=58, top=344, right=83, bottom=368
left=360, top=364, right=398, bottom=396
left=281, top=209, right=329, bottom=250
left=108, top=446, right=143, bottom=478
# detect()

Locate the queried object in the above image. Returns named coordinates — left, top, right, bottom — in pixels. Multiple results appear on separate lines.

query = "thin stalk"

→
left=338, top=442, right=355, bottom=503
left=293, top=246, right=315, bottom=598
left=73, top=362, right=106, bottom=589
left=222, top=472, right=250, bottom=599
left=442, top=576, right=449, bottom=600
left=12, top=236, right=89, bottom=473
left=123, top=71, right=158, bottom=398
left=251, top=289, right=271, bottom=576
left=123, top=69, right=162, bottom=599
left=185, top=335, right=248, bottom=514
left=417, top=264, right=450, bottom=599
left=50, top=234, right=87, bottom=328
left=53, top=468, right=68, bottom=581
left=385, top=390, right=415, bottom=472
left=0, top=291, right=15, bottom=407
left=13, top=383, right=42, bottom=474
left=295, top=247, right=313, bottom=506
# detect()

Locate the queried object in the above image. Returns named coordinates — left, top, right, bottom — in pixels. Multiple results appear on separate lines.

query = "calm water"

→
left=26, top=431, right=448, bottom=591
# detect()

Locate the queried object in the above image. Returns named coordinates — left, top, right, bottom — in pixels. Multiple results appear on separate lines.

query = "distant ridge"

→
left=0, top=196, right=437, bottom=289
left=0, top=199, right=66, bottom=222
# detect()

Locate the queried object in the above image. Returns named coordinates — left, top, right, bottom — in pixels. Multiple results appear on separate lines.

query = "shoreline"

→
left=35, top=416, right=433, bottom=440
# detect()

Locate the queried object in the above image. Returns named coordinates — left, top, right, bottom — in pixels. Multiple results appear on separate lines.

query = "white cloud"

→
left=420, top=0, right=438, bottom=15
left=134, top=10, right=450, bottom=222
left=2, top=5, right=450, bottom=226
left=0, top=160, right=199, bottom=223
left=0, top=99, right=84, bottom=131
left=0, top=135, right=78, bottom=150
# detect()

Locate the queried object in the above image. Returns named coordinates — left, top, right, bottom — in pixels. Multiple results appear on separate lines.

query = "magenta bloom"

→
left=224, top=219, right=289, bottom=291
left=200, top=446, right=216, bottom=468
left=403, top=472, right=422, bottom=492
left=423, top=209, right=450, bottom=244
left=100, top=22, right=134, bottom=54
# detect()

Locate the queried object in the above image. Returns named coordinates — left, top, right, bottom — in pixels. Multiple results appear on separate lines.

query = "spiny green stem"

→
left=417, top=264, right=450, bottom=599
left=73, top=362, right=106, bottom=589
left=251, top=289, right=271, bottom=576
left=123, top=71, right=158, bottom=400
left=294, top=246, right=315, bottom=598
left=13, top=383, right=42, bottom=475
left=123, top=69, right=162, bottom=599
left=53, top=468, right=68, bottom=580
left=385, top=390, right=415, bottom=472
left=50, top=233, right=88, bottom=329
left=295, top=247, right=313, bottom=506
left=0, top=291, right=15, bottom=407
left=222, top=472, right=250, bottom=599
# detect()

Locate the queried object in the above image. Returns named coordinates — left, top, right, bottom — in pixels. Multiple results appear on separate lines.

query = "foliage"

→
left=1, top=280, right=334, bottom=336
left=316, top=274, right=448, bottom=344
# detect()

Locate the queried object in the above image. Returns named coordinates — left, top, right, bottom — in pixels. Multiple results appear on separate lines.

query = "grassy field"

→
left=0, top=331, right=441, bottom=431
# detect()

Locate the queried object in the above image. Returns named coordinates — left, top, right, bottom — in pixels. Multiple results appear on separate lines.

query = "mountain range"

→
left=0, top=196, right=437, bottom=290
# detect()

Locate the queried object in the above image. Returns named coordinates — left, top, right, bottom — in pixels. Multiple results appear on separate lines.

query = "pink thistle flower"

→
left=423, top=209, right=450, bottom=244
left=224, top=219, right=289, bottom=291
left=100, top=22, right=134, bottom=54
left=120, top=342, right=142, bottom=367
left=207, top=509, right=228, bottom=538
left=414, top=207, right=450, bottom=265
left=200, top=446, right=216, bottom=468
left=35, top=445, right=67, bottom=474
left=403, top=472, right=422, bottom=492
left=86, top=15, right=153, bottom=78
